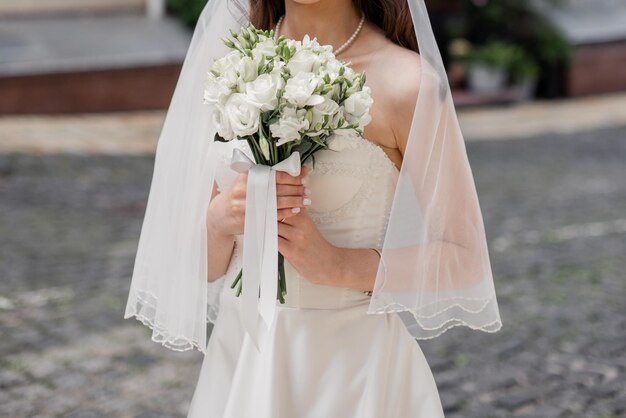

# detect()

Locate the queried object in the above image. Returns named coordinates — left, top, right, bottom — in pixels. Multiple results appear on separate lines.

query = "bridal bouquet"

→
left=203, top=24, right=373, bottom=303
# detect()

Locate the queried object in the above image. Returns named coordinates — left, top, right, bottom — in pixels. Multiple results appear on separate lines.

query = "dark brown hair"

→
left=238, top=0, right=418, bottom=53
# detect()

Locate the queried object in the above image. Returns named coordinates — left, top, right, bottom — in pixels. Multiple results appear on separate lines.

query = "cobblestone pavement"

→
left=1, top=123, right=625, bottom=417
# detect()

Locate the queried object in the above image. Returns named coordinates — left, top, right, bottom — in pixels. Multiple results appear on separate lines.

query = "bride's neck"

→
left=280, top=0, right=362, bottom=49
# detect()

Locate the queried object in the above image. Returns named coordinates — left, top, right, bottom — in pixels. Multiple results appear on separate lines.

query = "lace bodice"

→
left=214, top=136, right=399, bottom=309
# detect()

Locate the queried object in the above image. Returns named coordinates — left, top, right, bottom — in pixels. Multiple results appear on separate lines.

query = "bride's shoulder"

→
left=376, top=41, right=422, bottom=100
left=353, top=25, right=422, bottom=152
left=370, top=41, right=421, bottom=151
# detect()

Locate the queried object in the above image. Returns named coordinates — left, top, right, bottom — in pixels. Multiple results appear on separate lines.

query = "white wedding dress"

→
left=187, top=135, right=445, bottom=418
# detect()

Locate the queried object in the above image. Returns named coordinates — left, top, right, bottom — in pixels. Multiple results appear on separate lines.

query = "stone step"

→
left=0, top=14, right=191, bottom=113
left=0, top=0, right=146, bottom=18
left=0, top=15, right=190, bottom=77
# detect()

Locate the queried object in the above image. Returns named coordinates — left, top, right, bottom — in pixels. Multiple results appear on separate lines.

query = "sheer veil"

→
left=124, top=0, right=502, bottom=354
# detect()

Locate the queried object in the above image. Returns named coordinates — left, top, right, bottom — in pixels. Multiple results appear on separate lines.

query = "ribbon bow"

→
left=230, top=147, right=301, bottom=351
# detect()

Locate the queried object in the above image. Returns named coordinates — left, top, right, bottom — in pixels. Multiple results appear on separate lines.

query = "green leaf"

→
left=214, top=132, right=229, bottom=142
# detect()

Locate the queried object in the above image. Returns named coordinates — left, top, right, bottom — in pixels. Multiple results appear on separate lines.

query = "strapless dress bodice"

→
left=214, top=135, right=399, bottom=309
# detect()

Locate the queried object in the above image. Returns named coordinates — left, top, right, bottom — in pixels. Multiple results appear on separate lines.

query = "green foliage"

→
left=460, top=0, right=572, bottom=65
left=465, top=40, right=539, bottom=81
left=166, top=0, right=209, bottom=28
left=531, top=23, right=573, bottom=64
left=511, top=54, right=540, bottom=81
left=466, top=41, right=522, bottom=69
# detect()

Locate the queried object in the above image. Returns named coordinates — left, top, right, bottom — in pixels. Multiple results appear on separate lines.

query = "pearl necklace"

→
left=274, top=12, right=365, bottom=56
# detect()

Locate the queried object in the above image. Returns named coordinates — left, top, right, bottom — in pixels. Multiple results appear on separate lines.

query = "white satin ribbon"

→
left=230, top=147, right=301, bottom=351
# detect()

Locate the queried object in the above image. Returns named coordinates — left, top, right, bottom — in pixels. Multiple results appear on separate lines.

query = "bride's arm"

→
left=206, top=181, right=236, bottom=282
left=276, top=208, right=380, bottom=292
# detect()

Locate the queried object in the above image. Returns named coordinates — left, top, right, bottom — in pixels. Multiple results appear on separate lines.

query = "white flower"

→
left=285, top=38, right=300, bottom=50
left=239, top=56, right=259, bottom=82
left=304, top=97, right=339, bottom=136
left=205, top=28, right=371, bottom=152
left=305, top=109, right=325, bottom=137
left=301, top=34, right=319, bottom=49
left=211, top=105, right=234, bottom=141
left=342, top=65, right=356, bottom=80
left=252, top=38, right=277, bottom=61
left=323, top=59, right=343, bottom=79
left=224, top=93, right=260, bottom=137
left=245, top=73, right=283, bottom=111
left=343, top=86, right=373, bottom=127
left=283, top=72, right=324, bottom=107
left=236, top=56, right=260, bottom=91
left=270, top=106, right=309, bottom=146
left=204, top=73, right=232, bottom=105
left=271, top=58, right=286, bottom=72
left=212, top=51, right=241, bottom=85
left=313, top=97, right=339, bottom=115
left=287, top=48, right=321, bottom=74
left=317, top=45, right=335, bottom=65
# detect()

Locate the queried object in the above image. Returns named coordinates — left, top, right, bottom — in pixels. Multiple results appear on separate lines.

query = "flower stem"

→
left=277, top=252, right=286, bottom=304
left=230, top=268, right=242, bottom=290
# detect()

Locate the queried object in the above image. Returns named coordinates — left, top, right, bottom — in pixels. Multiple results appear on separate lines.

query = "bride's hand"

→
left=208, top=165, right=310, bottom=237
left=277, top=207, right=339, bottom=285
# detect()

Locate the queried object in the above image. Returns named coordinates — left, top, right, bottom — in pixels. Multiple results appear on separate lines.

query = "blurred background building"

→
left=0, top=0, right=189, bottom=113
left=2, top=0, right=626, bottom=113
left=430, top=0, right=626, bottom=105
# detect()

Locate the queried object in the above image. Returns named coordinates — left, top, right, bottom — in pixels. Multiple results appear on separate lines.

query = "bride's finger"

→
left=277, top=220, right=297, bottom=240
left=275, top=165, right=309, bottom=186
left=277, top=196, right=311, bottom=210
left=276, top=184, right=307, bottom=197
left=277, top=207, right=301, bottom=221
left=275, top=171, right=303, bottom=186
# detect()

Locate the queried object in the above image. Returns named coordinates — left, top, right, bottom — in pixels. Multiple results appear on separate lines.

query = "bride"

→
left=124, top=0, right=502, bottom=417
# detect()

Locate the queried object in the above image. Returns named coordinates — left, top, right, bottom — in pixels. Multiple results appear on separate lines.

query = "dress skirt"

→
left=187, top=281, right=444, bottom=418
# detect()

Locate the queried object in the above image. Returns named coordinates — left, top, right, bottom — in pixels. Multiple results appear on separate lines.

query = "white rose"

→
left=283, top=72, right=324, bottom=107
left=213, top=51, right=241, bottom=85
left=331, top=110, right=345, bottom=128
left=343, top=87, right=373, bottom=127
left=204, top=74, right=232, bottom=105
left=287, top=48, right=321, bottom=74
left=271, top=58, right=286, bottom=73
left=270, top=106, right=309, bottom=146
left=314, top=97, right=339, bottom=115
left=211, top=105, right=234, bottom=141
left=323, top=59, right=343, bottom=79
left=252, top=38, right=277, bottom=61
left=245, top=73, right=283, bottom=111
left=224, top=93, right=260, bottom=137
